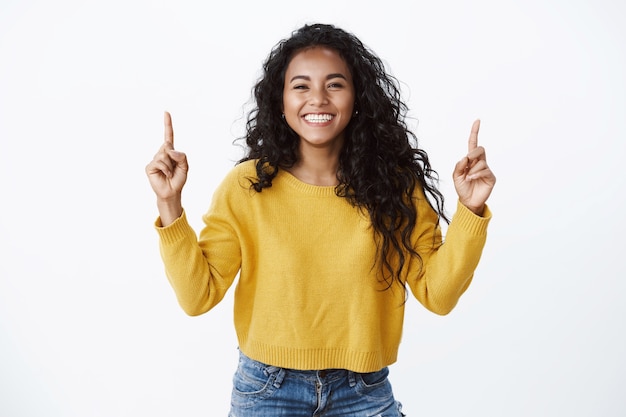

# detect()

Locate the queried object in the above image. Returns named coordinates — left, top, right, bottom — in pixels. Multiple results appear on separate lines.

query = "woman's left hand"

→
left=453, top=119, right=496, bottom=216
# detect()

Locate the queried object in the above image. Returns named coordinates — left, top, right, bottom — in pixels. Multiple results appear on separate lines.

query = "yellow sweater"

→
left=155, top=159, right=491, bottom=372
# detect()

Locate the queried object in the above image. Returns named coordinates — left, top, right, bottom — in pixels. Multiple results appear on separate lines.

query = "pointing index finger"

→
left=468, top=119, right=480, bottom=152
left=164, top=111, right=174, bottom=148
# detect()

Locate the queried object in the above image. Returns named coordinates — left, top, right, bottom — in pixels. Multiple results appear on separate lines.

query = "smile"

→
left=303, top=113, right=334, bottom=123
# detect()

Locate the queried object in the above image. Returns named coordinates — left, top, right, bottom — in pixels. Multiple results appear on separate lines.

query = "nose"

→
left=309, top=87, right=329, bottom=106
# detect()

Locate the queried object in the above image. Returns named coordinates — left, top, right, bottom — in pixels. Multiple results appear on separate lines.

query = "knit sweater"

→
left=155, top=159, right=491, bottom=373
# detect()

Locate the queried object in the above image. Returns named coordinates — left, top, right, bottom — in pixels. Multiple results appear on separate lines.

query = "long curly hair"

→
left=238, top=23, right=450, bottom=292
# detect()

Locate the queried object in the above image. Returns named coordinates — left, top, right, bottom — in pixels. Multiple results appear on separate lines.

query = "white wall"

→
left=1, top=0, right=624, bottom=415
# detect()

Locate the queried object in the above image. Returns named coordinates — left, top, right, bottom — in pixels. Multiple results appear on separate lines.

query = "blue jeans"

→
left=229, top=351, right=405, bottom=416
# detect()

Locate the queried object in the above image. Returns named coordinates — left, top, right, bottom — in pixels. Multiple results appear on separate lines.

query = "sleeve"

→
left=407, top=198, right=492, bottom=315
left=155, top=171, right=243, bottom=316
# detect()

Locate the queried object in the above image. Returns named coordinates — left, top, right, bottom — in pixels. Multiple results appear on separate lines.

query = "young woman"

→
left=146, top=23, right=495, bottom=417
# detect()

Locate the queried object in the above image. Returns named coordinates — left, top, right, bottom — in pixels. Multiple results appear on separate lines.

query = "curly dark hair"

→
left=238, top=23, right=450, bottom=292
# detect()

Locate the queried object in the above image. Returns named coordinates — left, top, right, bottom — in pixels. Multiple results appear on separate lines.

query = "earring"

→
left=281, top=113, right=285, bottom=119
left=354, top=110, right=359, bottom=116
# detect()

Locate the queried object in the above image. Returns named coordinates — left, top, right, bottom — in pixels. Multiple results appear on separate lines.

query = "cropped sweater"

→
left=155, top=159, right=491, bottom=373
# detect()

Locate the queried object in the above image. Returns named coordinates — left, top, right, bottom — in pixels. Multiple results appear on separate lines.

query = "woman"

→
left=146, top=23, right=495, bottom=416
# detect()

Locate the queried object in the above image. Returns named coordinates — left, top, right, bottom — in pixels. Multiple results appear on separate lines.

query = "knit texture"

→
left=155, top=159, right=491, bottom=372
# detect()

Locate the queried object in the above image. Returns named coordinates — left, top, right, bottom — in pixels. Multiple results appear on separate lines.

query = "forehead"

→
left=285, top=46, right=351, bottom=78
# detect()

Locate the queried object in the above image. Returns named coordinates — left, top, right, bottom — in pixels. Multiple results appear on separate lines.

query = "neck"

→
left=288, top=148, right=341, bottom=187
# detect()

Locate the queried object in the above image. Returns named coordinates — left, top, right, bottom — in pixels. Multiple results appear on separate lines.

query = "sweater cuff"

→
left=451, top=200, right=492, bottom=236
left=154, top=210, right=196, bottom=245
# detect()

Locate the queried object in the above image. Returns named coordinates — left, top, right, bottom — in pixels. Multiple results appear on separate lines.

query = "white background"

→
left=1, top=0, right=624, bottom=415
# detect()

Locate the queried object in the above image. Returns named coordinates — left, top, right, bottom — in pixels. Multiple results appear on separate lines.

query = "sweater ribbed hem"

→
left=450, top=201, right=492, bottom=236
left=238, top=338, right=398, bottom=373
left=154, top=210, right=196, bottom=245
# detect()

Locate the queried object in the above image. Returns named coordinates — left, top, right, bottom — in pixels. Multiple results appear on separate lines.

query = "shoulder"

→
left=208, top=159, right=265, bottom=207
left=218, top=159, right=258, bottom=190
left=206, top=160, right=259, bottom=214
left=412, top=185, right=441, bottom=231
left=413, top=185, right=436, bottom=214
left=229, top=159, right=258, bottom=178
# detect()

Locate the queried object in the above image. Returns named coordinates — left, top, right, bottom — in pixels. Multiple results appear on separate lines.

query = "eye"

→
left=293, top=84, right=309, bottom=90
left=328, top=82, right=344, bottom=89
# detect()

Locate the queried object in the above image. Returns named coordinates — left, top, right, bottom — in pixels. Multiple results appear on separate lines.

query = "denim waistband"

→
left=238, top=349, right=356, bottom=385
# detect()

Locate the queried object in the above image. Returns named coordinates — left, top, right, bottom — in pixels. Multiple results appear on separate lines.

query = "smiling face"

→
left=282, top=46, right=355, bottom=155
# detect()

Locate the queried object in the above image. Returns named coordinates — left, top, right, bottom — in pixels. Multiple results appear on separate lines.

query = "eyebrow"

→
left=289, top=73, right=348, bottom=83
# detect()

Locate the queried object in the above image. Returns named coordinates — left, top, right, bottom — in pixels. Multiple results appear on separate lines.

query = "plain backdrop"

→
left=1, top=0, right=624, bottom=416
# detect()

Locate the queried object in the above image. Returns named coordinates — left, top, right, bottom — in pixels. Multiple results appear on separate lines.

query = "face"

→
left=282, top=46, right=355, bottom=153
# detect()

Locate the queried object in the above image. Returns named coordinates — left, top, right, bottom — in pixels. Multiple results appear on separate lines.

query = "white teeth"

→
left=304, top=114, right=333, bottom=123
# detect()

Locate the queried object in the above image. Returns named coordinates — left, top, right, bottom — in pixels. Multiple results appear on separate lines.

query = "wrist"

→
left=463, top=202, right=485, bottom=217
left=156, top=198, right=183, bottom=226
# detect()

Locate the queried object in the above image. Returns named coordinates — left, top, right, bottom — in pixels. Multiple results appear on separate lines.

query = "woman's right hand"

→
left=145, top=111, right=188, bottom=226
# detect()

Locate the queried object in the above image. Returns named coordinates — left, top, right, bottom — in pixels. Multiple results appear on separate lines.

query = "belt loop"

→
left=348, top=371, right=357, bottom=387
left=273, top=368, right=286, bottom=389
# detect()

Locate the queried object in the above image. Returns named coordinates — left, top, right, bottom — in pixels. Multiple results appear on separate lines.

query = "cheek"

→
left=342, top=97, right=355, bottom=115
left=282, top=93, right=299, bottom=113
left=282, top=87, right=294, bottom=112
left=342, top=88, right=355, bottom=110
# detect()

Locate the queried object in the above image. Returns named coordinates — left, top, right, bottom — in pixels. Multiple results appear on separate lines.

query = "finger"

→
left=466, top=159, right=488, bottom=178
left=467, top=145, right=486, bottom=161
left=149, top=148, right=176, bottom=175
left=164, top=111, right=174, bottom=148
left=167, top=149, right=189, bottom=172
left=468, top=167, right=496, bottom=183
left=146, top=159, right=173, bottom=178
left=457, top=146, right=484, bottom=169
left=468, top=119, right=480, bottom=152
left=453, top=156, right=470, bottom=178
